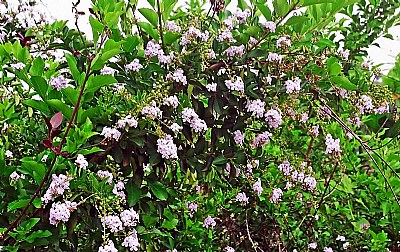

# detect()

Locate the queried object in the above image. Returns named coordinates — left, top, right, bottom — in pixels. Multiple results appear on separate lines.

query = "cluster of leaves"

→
left=0, top=0, right=400, bottom=251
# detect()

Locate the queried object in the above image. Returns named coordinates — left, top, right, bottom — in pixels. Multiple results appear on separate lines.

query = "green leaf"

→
left=142, top=214, right=159, bottom=227
left=126, top=181, right=142, bottom=206
left=23, top=99, right=50, bottom=114
left=46, top=99, right=73, bottom=119
left=213, top=156, right=228, bottom=165
left=25, top=230, right=52, bottom=243
left=61, top=87, right=79, bottom=105
left=30, top=76, right=48, bottom=101
left=162, top=0, right=178, bottom=21
left=8, top=199, right=30, bottom=211
left=89, top=16, right=104, bottom=45
left=123, top=35, right=141, bottom=52
left=301, top=0, right=336, bottom=6
left=340, top=174, right=355, bottom=194
left=139, top=8, right=159, bottom=27
left=22, top=161, right=46, bottom=184
left=256, top=3, right=272, bottom=20
left=149, top=181, right=168, bottom=200
left=29, top=57, right=45, bottom=76
left=65, top=53, right=80, bottom=83
left=137, top=22, right=160, bottom=41
left=331, top=76, right=357, bottom=90
left=78, top=147, right=103, bottom=155
left=285, top=16, right=308, bottom=26
left=164, top=32, right=181, bottom=45
left=100, top=39, right=124, bottom=63
left=328, top=62, right=342, bottom=76
left=161, top=218, right=178, bottom=230
left=273, top=0, right=289, bottom=17
left=86, top=75, right=117, bottom=93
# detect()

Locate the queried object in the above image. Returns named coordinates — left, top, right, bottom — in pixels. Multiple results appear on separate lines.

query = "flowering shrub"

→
left=0, top=0, right=400, bottom=251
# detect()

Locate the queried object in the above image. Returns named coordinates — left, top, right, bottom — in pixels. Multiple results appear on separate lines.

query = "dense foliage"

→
left=1, top=0, right=400, bottom=251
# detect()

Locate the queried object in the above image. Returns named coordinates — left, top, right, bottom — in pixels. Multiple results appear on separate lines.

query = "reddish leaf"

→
left=50, top=112, right=63, bottom=129
left=42, top=115, right=52, bottom=131
left=43, top=139, right=52, bottom=148
left=51, top=129, right=63, bottom=138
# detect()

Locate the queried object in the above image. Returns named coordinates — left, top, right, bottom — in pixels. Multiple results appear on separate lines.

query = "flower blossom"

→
left=261, top=21, right=276, bottom=32
left=225, top=76, right=245, bottom=93
left=97, top=170, right=113, bottom=184
left=75, top=154, right=88, bottom=169
left=101, top=215, right=123, bottom=232
left=325, top=134, right=341, bottom=154
left=182, top=107, right=207, bottom=132
left=285, top=77, right=301, bottom=94
left=233, top=130, right=245, bottom=145
left=49, top=76, right=68, bottom=91
left=142, top=101, right=163, bottom=119
left=163, top=95, right=179, bottom=109
left=270, top=188, right=283, bottom=203
left=117, top=115, right=138, bottom=129
left=113, top=181, right=126, bottom=199
left=206, top=82, right=217, bottom=92
left=101, top=127, right=121, bottom=141
left=246, top=99, right=265, bottom=118
left=252, top=131, right=272, bottom=148
left=120, top=208, right=139, bottom=227
left=166, top=69, right=187, bottom=85
left=122, top=231, right=140, bottom=251
left=99, top=240, right=118, bottom=252
left=42, top=174, right=71, bottom=204
left=203, top=216, right=216, bottom=228
left=125, top=59, right=143, bottom=72
left=49, top=201, right=77, bottom=225
left=235, top=192, right=249, bottom=205
left=253, top=178, right=263, bottom=196
left=265, top=109, right=283, bottom=128
left=157, top=134, right=178, bottom=159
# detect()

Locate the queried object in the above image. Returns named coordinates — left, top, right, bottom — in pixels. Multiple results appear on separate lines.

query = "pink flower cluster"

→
left=261, top=21, right=276, bottom=32
left=112, top=181, right=126, bottom=199
left=265, top=109, right=283, bottom=129
left=117, top=115, right=138, bottom=129
left=49, top=75, right=68, bottom=91
left=233, top=130, right=245, bottom=145
left=49, top=201, right=77, bottom=225
left=225, top=76, right=245, bottom=93
left=101, top=126, right=121, bottom=141
left=203, top=216, right=216, bottom=228
left=163, top=95, right=179, bottom=109
left=253, top=178, right=263, bottom=196
left=75, top=154, right=88, bottom=169
left=246, top=99, right=265, bottom=118
left=285, top=77, right=301, bottom=94
left=224, top=45, right=245, bottom=58
left=182, top=107, right=208, bottom=132
left=166, top=68, right=187, bottom=85
left=325, top=134, right=342, bottom=154
left=99, top=240, right=118, bottom=252
left=252, top=131, right=272, bottom=148
left=122, top=231, right=140, bottom=251
left=157, top=134, right=178, bottom=159
left=180, top=26, right=209, bottom=45
left=97, top=170, right=113, bottom=184
left=125, top=59, right=143, bottom=72
left=270, top=188, right=283, bottom=203
left=235, top=192, right=249, bottom=205
left=141, top=101, right=163, bottom=119
left=42, top=174, right=71, bottom=204
left=165, top=21, right=181, bottom=32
